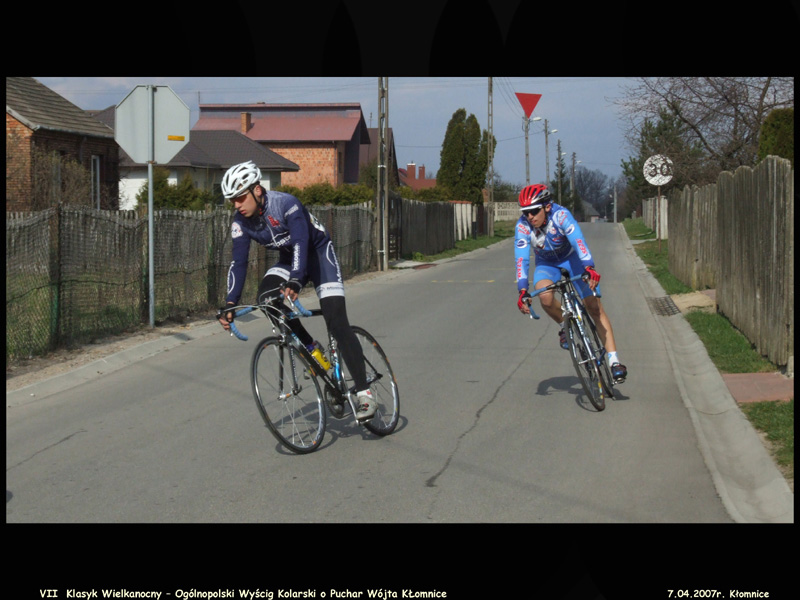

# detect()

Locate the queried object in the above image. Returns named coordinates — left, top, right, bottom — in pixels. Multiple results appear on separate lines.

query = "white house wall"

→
left=118, top=168, right=282, bottom=210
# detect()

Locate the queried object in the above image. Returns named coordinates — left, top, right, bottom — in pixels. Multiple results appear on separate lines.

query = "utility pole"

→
left=487, top=77, right=494, bottom=236
left=487, top=77, right=494, bottom=203
left=571, top=152, right=579, bottom=218
left=377, top=78, right=389, bottom=271
left=524, top=116, right=530, bottom=185
left=544, top=119, right=551, bottom=186
left=557, top=139, right=563, bottom=204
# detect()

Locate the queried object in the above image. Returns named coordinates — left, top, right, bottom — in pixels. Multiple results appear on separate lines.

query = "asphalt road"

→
left=6, top=223, right=790, bottom=523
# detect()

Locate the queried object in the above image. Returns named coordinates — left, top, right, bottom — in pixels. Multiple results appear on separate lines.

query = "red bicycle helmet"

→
left=518, top=184, right=552, bottom=211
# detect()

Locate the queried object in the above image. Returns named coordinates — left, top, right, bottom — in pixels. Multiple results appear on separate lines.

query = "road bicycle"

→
left=219, top=291, right=400, bottom=454
left=527, top=268, right=615, bottom=411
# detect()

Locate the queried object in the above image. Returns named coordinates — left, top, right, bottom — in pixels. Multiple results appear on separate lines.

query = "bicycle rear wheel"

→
left=347, top=327, right=400, bottom=436
left=565, top=314, right=606, bottom=411
left=251, top=337, right=326, bottom=454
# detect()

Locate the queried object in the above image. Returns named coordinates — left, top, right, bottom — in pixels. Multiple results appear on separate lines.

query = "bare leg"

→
left=534, top=279, right=563, bottom=324
left=583, top=296, right=617, bottom=353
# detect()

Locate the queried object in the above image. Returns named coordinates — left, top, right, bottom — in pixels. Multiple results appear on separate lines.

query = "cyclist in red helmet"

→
left=515, top=184, right=627, bottom=383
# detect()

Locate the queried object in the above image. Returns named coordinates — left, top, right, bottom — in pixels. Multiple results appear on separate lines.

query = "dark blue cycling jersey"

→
left=225, top=190, right=335, bottom=305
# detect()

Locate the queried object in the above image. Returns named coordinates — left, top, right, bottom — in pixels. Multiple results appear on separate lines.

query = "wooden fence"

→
left=667, top=156, right=794, bottom=374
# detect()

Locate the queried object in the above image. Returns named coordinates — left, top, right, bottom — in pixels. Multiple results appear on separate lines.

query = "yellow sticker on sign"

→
left=167, top=135, right=185, bottom=141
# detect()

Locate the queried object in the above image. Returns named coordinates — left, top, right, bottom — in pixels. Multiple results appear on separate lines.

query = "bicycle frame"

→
left=226, top=297, right=357, bottom=412
left=527, top=268, right=614, bottom=409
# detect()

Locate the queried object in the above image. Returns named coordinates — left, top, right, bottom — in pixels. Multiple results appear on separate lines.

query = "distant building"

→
left=399, top=162, right=436, bottom=191
left=6, top=77, right=119, bottom=211
left=92, top=104, right=299, bottom=209
left=193, top=103, right=370, bottom=189
left=582, top=200, right=601, bottom=223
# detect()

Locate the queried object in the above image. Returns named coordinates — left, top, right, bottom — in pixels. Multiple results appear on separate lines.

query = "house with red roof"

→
left=193, top=103, right=372, bottom=189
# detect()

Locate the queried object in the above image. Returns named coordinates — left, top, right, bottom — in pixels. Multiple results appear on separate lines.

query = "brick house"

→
left=90, top=106, right=299, bottom=209
left=399, top=162, right=437, bottom=191
left=193, top=103, right=371, bottom=189
left=6, top=77, right=119, bottom=211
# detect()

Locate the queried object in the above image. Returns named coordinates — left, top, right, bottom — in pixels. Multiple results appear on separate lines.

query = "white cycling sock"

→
left=607, top=351, right=619, bottom=366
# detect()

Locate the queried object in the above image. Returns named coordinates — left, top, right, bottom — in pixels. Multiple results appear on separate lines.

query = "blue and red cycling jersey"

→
left=514, top=202, right=595, bottom=293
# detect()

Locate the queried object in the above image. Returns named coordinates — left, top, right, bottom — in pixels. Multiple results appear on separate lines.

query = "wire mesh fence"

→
left=7, top=197, right=495, bottom=361
left=6, top=204, right=376, bottom=360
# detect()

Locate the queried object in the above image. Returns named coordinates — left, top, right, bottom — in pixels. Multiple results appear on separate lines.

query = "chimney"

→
left=407, top=162, right=416, bottom=180
left=419, top=165, right=426, bottom=180
left=241, top=112, right=251, bottom=133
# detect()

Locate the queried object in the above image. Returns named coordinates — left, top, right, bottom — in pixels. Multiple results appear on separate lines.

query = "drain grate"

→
left=647, top=296, right=682, bottom=316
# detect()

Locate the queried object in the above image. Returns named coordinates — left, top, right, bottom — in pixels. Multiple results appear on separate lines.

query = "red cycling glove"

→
left=585, top=266, right=601, bottom=285
left=517, top=290, right=531, bottom=311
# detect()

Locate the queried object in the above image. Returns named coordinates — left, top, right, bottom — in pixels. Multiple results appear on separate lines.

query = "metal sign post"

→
left=116, top=85, right=190, bottom=326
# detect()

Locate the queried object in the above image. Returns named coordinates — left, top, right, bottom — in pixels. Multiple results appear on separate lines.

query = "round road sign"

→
left=643, top=154, right=673, bottom=186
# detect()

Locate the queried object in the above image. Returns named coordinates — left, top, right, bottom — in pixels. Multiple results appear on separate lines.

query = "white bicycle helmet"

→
left=221, top=161, right=262, bottom=200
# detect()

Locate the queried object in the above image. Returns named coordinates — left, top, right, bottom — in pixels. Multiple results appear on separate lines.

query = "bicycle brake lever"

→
left=284, top=294, right=312, bottom=317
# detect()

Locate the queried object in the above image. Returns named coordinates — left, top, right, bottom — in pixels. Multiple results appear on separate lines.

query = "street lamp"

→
left=544, top=119, right=557, bottom=186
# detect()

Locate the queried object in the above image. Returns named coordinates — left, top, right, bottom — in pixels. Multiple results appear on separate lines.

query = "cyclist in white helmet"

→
left=217, top=161, right=377, bottom=420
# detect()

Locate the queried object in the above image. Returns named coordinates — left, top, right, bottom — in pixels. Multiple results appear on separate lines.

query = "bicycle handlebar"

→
left=226, top=295, right=314, bottom=342
left=526, top=273, right=591, bottom=320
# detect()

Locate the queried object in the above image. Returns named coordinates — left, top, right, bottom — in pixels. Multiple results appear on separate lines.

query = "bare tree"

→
left=616, top=77, right=794, bottom=173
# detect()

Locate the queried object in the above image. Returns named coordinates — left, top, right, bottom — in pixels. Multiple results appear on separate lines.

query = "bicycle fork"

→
left=563, top=296, right=593, bottom=369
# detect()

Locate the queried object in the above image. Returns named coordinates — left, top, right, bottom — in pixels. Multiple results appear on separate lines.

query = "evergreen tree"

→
left=438, top=108, right=495, bottom=203
left=438, top=108, right=467, bottom=194
left=757, top=108, right=794, bottom=167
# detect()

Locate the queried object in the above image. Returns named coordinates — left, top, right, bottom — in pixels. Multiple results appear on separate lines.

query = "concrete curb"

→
left=620, top=224, right=793, bottom=523
left=6, top=322, right=220, bottom=408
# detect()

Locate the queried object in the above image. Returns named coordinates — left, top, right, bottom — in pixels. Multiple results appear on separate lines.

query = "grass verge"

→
left=622, top=217, right=793, bottom=483
left=739, top=400, right=794, bottom=476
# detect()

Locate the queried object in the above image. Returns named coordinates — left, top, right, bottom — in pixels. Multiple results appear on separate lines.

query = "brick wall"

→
left=6, top=114, right=33, bottom=211
left=268, top=142, right=341, bottom=188
left=5, top=117, right=120, bottom=210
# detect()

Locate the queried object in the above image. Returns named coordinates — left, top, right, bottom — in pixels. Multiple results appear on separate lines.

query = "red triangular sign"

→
left=516, top=93, right=542, bottom=118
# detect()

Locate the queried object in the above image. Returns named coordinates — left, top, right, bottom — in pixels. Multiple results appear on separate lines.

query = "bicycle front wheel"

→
left=251, top=337, right=326, bottom=454
left=348, top=327, right=400, bottom=436
left=583, top=309, right=616, bottom=399
left=565, top=315, right=606, bottom=411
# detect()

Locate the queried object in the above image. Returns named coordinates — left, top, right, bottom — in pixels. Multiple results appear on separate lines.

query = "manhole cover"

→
left=647, top=296, right=682, bottom=316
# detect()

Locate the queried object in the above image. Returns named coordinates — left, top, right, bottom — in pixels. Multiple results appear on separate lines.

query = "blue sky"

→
left=34, top=76, right=633, bottom=187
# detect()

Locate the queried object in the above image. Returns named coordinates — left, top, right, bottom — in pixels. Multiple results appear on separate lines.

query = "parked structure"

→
left=193, top=103, right=371, bottom=189
left=6, top=77, right=119, bottom=211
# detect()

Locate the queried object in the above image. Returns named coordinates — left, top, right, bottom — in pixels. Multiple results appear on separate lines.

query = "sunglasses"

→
left=523, top=206, right=543, bottom=217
